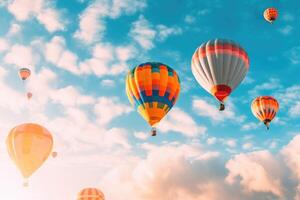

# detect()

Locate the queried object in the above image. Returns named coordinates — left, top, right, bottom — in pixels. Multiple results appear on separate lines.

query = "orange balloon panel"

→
left=77, top=188, right=105, bottom=200
left=6, top=123, right=53, bottom=178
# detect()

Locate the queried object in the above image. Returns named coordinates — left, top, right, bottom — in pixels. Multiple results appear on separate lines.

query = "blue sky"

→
left=0, top=0, right=300, bottom=199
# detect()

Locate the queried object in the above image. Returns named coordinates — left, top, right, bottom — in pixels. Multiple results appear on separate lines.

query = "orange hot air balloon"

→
left=264, top=8, right=278, bottom=23
left=126, top=62, right=180, bottom=136
left=19, top=68, right=31, bottom=81
left=251, top=96, right=279, bottom=130
left=27, top=92, right=32, bottom=99
left=77, top=188, right=105, bottom=200
left=6, top=123, right=54, bottom=185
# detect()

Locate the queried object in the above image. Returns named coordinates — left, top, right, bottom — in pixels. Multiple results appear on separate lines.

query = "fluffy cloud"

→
left=287, top=46, right=300, bottom=64
left=4, top=44, right=35, bottom=67
left=130, top=15, right=183, bottom=50
left=279, top=25, right=293, bottom=35
left=94, top=97, right=132, bottom=126
left=45, top=36, right=135, bottom=76
left=158, top=108, right=206, bottom=137
left=192, top=98, right=245, bottom=124
left=0, top=38, right=9, bottom=52
left=74, top=0, right=146, bottom=44
left=226, top=151, right=283, bottom=197
left=7, top=0, right=65, bottom=32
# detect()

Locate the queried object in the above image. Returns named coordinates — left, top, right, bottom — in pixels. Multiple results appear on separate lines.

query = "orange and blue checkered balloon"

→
left=126, top=62, right=180, bottom=128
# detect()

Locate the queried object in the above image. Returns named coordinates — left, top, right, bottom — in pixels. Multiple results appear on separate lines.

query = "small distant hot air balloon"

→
left=19, top=68, right=31, bottom=81
left=264, top=8, right=278, bottom=23
left=191, top=39, right=249, bottom=111
left=6, top=123, right=54, bottom=186
left=126, top=62, right=180, bottom=136
left=77, top=188, right=105, bottom=200
left=27, top=92, right=32, bottom=99
left=251, top=96, right=279, bottom=130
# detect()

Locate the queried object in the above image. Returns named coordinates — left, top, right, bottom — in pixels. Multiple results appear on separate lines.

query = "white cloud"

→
left=45, top=36, right=80, bottom=74
left=288, top=46, right=300, bottom=64
left=7, top=23, right=21, bottom=36
left=130, top=15, right=156, bottom=50
left=184, top=15, right=195, bottom=24
left=0, top=38, right=9, bottom=52
left=192, top=98, right=244, bottom=123
left=249, top=78, right=282, bottom=97
left=207, top=137, right=217, bottom=145
left=279, top=25, right=293, bottom=35
left=4, top=44, right=35, bottom=67
left=289, top=102, right=300, bottom=117
left=100, top=79, right=115, bottom=87
left=51, top=86, right=95, bottom=107
left=157, top=25, right=182, bottom=41
left=7, top=0, right=65, bottom=32
left=134, top=131, right=149, bottom=140
left=225, top=139, right=237, bottom=148
left=242, top=142, right=253, bottom=150
left=282, top=135, right=300, bottom=180
left=158, top=108, right=206, bottom=137
left=226, top=150, right=283, bottom=197
left=94, top=97, right=132, bottom=126
left=130, top=15, right=183, bottom=50
left=241, top=122, right=260, bottom=131
left=74, top=0, right=146, bottom=44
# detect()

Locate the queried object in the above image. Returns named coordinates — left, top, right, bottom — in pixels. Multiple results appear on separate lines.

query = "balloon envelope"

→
left=191, top=39, right=249, bottom=110
left=77, top=188, right=105, bottom=200
left=19, top=68, right=31, bottom=81
left=264, top=8, right=278, bottom=23
left=6, top=123, right=53, bottom=179
left=126, top=62, right=180, bottom=133
left=251, top=96, right=279, bottom=129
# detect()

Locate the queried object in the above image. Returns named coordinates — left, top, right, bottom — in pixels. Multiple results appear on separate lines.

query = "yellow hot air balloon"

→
left=6, top=123, right=54, bottom=186
left=77, top=188, right=105, bottom=200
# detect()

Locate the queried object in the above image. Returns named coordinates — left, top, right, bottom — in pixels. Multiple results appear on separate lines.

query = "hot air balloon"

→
left=27, top=92, right=32, bottom=99
left=264, top=8, right=278, bottom=23
left=6, top=123, right=54, bottom=186
left=19, top=68, right=31, bottom=81
left=191, top=39, right=249, bottom=111
left=251, top=96, right=279, bottom=130
left=77, top=188, right=105, bottom=200
left=126, top=62, right=180, bottom=136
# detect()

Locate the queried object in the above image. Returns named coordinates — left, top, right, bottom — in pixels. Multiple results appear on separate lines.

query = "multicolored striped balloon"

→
left=126, top=62, right=180, bottom=136
left=251, top=96, right=279, bottom=130
left=264, top=8, right=278, bottom=23
left=191, top=39, right=249, bottom=110
left=77, top=188, right=105, bottom=200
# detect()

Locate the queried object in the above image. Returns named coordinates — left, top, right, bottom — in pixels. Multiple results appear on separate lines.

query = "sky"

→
left=0, top=0, right=300, bottom=199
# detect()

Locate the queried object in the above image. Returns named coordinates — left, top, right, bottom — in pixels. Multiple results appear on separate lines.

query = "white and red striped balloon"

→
left=191, top=39, right=249, bottom=110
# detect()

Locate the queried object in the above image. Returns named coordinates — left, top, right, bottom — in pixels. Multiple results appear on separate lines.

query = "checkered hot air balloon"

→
left=126, top=62, right=180, bottom=136
left=77, top=188, right=105, bottom=200
left=264, top=8, right=278, bottom=23
left=251, top=96, right=279, bottom=130
left=191, top=39, right=249, bottom=111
